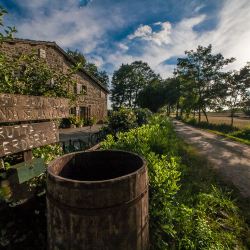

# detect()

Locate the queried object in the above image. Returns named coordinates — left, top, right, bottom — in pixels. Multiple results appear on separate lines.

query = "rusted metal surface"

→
left=0, top=93, right=69, bottom=123
left=0, top=121, right=58, bottom=157
left=47, top=150, right=149, bottom=250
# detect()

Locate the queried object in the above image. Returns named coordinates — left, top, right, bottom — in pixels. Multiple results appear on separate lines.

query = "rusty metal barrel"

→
left=47, top=150, right=149, bottom=250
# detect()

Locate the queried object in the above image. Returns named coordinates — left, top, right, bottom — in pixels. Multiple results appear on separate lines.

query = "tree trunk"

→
left=198, top=108, right=201, bottom=123
left=202, top=109, right=209, bottom=123
left=180, top=108, right=183, bottom=118
left=167, top=105, right=170, bottom=116
left=231, top=109, right=234, bottom=127
left=176, top=101, right=179, bottom=118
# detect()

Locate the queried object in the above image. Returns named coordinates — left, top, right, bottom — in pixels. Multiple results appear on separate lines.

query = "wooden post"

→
left=23, top=150, right=33, bottom=162
left=0, top=158, right=5, bottom=170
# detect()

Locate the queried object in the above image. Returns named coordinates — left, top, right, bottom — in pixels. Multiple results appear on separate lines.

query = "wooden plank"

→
left=0, top=121, right=58, bottom=157
left=23, top=150, right=33, bottom=162
left=0, top=93, right=69, bottom=123
left=10, top=158, right=45, bottom=184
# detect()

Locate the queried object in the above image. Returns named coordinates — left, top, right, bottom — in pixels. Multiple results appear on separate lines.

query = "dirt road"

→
left=173, top=120, right=250, bottom=198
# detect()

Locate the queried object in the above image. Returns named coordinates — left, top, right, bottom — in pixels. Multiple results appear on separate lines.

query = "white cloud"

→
left=14, top=0, right=124, bottom=54
left=117, top=43, right=129, bottom=51
left=128, top=24, right=152, bottom=40
left=105, top=0, right=250, bottom=78
left=8, top=0, right=250, bottom=78
left=128, top=22, right=172, bottom=46
left=88, top=55, right=104, bottom=67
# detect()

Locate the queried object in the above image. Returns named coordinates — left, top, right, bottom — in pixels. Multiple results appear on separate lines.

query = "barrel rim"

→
left=47, top=149, right=147, bottom=184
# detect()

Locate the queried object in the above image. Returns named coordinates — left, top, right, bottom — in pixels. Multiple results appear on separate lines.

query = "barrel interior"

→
left=50, top=151, right=144, bottom=181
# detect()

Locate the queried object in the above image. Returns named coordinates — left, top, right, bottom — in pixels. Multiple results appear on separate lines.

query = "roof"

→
left=3, top=38, right=109, bottom=93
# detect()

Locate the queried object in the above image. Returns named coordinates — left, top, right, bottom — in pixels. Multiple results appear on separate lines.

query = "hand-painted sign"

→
left=0, top=93, right=69, bottom=123
left=0, top=93, right=69, bottom=202
left=0, top=121, right=58, bottom=157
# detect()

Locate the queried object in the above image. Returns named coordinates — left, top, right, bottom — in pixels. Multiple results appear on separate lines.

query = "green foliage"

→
left=67, top=49, right=109, bottom=87
left=176, top=45, right=235, bottom=120
left=0, top=6, right=17, bottom=42
left=137, top=79, right=167, bottom=112
left=183, top=117, right=239, bottom=133
left=101, top=116, right=249, bottom=249
left=134, top=108, right=152, bottom=126
left=106, top=107, right=137, bottom=134
left=183, top=117, right=250, bottom=144
left=67, top=115, right=85, bottom=127
left=111, top=61, right=159, bottom=108
left=175, top=144, right=249, bottom=249
left=86, top=116, right=97, bottom=126
left=32, top=144, right=63, bottom=164
left=243, top=107, right=250, bottom=116
left=137, top=78, right=180, bottom=114
left=0, top=51, right=78, bottom=100
left=230, top=129, right=250, bottom=141
left=101, top=117, right=181, bottom=248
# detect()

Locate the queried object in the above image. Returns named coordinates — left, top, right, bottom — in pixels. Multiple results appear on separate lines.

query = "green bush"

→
left=101, top=116, right=181, bottom=248
left=107, top=107, right=137, bottom=134
left=134, top=108, right=152, bottom=126
left=101, top=116, right=249, bottom=249
left=86, top=116, right=97, bottom=126
left=231, top=128, right=250, bottom=141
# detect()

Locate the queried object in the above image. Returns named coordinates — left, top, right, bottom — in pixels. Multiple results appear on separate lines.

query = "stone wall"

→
left=0, top=40, right=108, bottom=122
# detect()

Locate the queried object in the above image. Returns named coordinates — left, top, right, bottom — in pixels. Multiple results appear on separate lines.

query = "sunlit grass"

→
left=200, top=115, right=250, bottom=129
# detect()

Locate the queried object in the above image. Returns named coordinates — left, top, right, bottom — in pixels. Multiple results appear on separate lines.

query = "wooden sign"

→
left=0, top=121, right=58, bottom=157
left=0, top=93, right=69, bottom=123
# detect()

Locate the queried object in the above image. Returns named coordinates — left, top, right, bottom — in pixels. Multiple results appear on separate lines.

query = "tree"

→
left=67, top=49, right=86, bottom=65
left=177, top=45, right=235, bottom=122
left=0, top=6, right=17, bottom=42
left=137, top=77, right=181, bottom=114
left=67, top=49, right=109, bottom=88
left=222, top=67, right=250, bottom=126
left=111, top=61, right=159, bottom=108
left=137, top=79, right=165, bottom=112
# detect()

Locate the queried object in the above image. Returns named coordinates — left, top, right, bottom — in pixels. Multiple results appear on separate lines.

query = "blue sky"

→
left=1, top=0, right=250, bottom=79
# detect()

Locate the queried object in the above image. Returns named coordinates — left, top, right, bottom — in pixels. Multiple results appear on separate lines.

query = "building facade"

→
left=0, top=38, right=109, bottom=123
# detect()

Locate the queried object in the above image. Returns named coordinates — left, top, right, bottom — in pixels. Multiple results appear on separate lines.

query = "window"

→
left=70, top=107, right=80, bottom=116
left=76, top=83, right=87, bottom=95
left=38, top=48, right=46, bottom=59
left=70, top=107, right=76, bottom=115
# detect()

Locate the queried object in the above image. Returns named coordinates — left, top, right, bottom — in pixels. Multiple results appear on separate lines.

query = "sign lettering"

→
left=0, top=121, right=59, bottom=157
left=0, top=93, right=69, bottom=122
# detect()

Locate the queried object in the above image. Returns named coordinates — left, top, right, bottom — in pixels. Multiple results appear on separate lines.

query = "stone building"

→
left=0, top=38, right=109, bottom=123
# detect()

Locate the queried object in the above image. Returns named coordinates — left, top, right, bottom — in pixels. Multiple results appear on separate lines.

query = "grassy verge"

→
left=206, top=129, right=250, bottom=146
left=181, top=118, right=250, bottom=146
left=101, top=115, right=250, bottom=249
left=178, top=143, right=250, bottom=249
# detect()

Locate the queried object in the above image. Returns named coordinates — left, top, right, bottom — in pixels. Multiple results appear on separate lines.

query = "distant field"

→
left=200, top=113, right=250, bottom=129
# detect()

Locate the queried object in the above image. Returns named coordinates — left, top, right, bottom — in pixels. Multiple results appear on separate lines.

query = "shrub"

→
left=231, top=128, right=250, bottom=141
left=101, top=116, right=249, bottom=249
left=134, top=108, right=152, bottom=126
left=86, top=116, right=97, bottom=126
left=107, top=107, right=137, bottom=134
left=101, top=116, right=181, bottom=248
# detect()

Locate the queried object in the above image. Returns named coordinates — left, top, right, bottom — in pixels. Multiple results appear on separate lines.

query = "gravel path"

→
left=173, top=120, right=250, bottom=198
